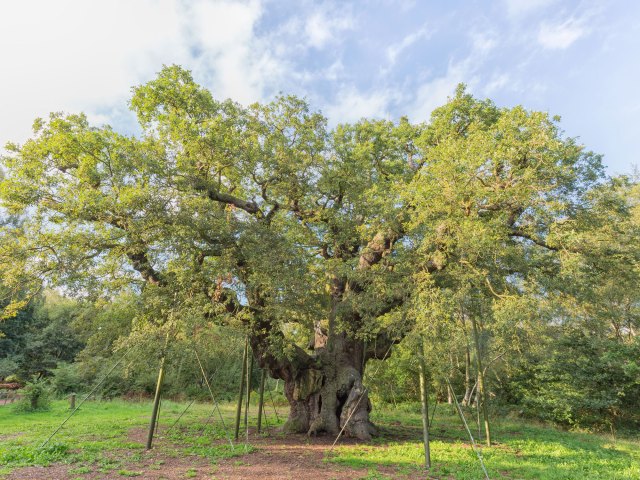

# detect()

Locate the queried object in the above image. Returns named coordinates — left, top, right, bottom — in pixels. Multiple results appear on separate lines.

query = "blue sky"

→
left=1, top=0, right=638, bottom=174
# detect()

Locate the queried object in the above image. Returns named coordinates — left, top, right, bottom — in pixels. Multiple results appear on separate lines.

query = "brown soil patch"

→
left=4, top=452, right=212, bottom=480
left=214, top=433, right=371, bottom=480
left=0, top=397, right=20, bottom=406
left=5, top=428, right=422, bottom=480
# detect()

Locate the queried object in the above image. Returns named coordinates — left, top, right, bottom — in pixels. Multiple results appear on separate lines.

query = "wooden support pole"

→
left=257, top=369, right=266, bottom=433
left=418, top=336, right=431, bottom=470
left=445, top=378, right=491, bottom=480
left=234, top=337, right=248, bottom=441
left=155, top=399, right=162, bottom=435
left=471, top=316, right=492, bottom=446
left=247, top=351, right=254, bottom=404
left=244, top=346, right=254, bottom=443
left=69, top=393, right=76, bottom=410
left=146, top=355, right=166, bottom=450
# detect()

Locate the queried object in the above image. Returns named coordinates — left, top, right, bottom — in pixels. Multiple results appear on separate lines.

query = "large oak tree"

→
left=0, top=67, right=604, bottom=439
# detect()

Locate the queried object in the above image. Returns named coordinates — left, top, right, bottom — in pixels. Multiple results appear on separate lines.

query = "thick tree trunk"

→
left=278, top=333, right=377, bottom=440
left=248, top=317, right=379, bottom=440
left=245, top=229, right=403, bottom=441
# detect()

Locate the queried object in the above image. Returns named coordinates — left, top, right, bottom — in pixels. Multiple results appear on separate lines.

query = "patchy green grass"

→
left=0, top=400, right=146, bottom=471
left=0, top=398, right=269, bottom=477
left=327, top=405, right=640, bottom=479
left=1, top=399, right=638, bottom=479
left=117, top=469, right=142, bottom=477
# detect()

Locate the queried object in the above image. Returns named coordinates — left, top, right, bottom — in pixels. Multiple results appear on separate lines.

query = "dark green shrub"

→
left=14, top=379, right=51, bottom=412
left=50, top=362, right=85, bottom=395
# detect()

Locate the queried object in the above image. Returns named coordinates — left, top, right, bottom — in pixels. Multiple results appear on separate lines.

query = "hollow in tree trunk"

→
left=286, top=332, right=377, bottom=440
left=247, top=230, right=403, bottom=441
left=251, top=325, right=381, bottom=441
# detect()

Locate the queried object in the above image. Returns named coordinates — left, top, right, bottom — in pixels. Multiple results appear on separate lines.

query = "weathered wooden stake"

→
left=247, top=350, right=254, bottom=404
left=155, top=399, right=162, bottom=435
left=471, top=316, right=491, bottom=446
left=268, top=381, right=280, bottom=422
left=418, top=336, right=431, bottom=470
left=446, top=378, right=491, bottom=480
left=146, top=355, right=166, bottom=450
left=244, top=347, right=254, bottom=444
left=69, top=393, right=76, bottom=410
left=257, top=369, right=266, bottom=433
left=234, top=337, right=248, bottom=440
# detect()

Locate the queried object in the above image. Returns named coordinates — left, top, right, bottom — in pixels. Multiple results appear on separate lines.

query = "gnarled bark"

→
left=247, top=228, right=404, bottom=441
left=278, top=333, right=377, bottom=440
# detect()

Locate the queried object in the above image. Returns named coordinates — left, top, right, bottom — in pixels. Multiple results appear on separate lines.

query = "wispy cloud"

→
left=407, top=61, right=472, bottom=122
left=483, top=72, right=511, bottom=96
left=324, top=60, right=346, bottom=81
left=503, top=0, right=556, bottom=18
left=538, top=17, right=587, bottom=49
left=0, top=0, right=283, bottom=146
left=305, top=6, right=354, bottom=49
left=385, top=25, right=430, bottom=65
left=324, top=85, right=398, bottom=123
left=470, top=31, right=498, bottom=55
left=189, top=0, right=269, bottom=104
left=405, top=29, right=498, bottom=122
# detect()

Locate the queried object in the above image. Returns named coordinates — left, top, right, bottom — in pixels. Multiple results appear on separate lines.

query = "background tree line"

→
left=0, top=289, right=251, bottom=402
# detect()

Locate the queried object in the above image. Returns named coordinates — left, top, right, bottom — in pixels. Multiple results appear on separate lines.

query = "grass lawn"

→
left=0, top=399, right=252, bottom=478
left=329, top=406, right=640, bottom=479
left=0, top=398, right=638, bottom=479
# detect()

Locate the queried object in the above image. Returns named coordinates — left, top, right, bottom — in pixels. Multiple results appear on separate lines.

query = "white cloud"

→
left=407, top=62, right=472, bottom=122
left=0, top=0, right=274, bottom=148
left=377, top=0, right=417, bottom=12
left=0, top=0, right=187, bottom=143
left=305, top=7, right=354, bottom=49
left=189, top=0, right=269, bottom=104
left=386, top=25, right=430, bottom=65
left=483, top=72, right=511, bottom=95
left=324, top=60, right=346, bottom=81
left=323, top=85, right=396, bottom=123
left=504, top=0, right=556, bottom=18
left=538, top=17, right=587, bottom=49
left=470, top=31, right=498, bottom=55
left=406, top=29, right=496, bottom=122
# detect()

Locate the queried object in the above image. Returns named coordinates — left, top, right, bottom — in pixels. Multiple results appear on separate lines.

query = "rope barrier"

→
left=194, top=348, right=235, bottom=450
left=267, top=381, right=280, bottom=423
left=40, top=345, right=134, bottom=448
left=445, top=377, right=490, bottom=480
left=165, top=398, right=197, bottom=435
left=164, top=366, right=220, bottom=436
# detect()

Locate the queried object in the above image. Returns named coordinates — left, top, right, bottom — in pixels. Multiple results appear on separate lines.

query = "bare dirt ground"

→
left=5, top=428, right=422, bottom=480
left=0, top=396, right=19, bottom=406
